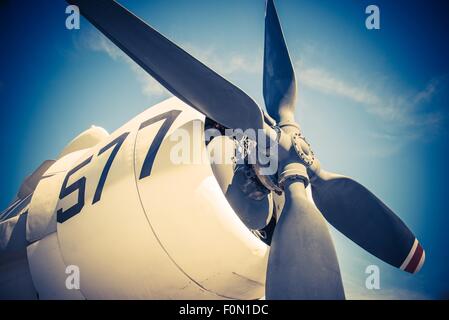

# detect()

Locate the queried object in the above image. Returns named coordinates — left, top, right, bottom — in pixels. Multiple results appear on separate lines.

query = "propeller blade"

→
left=68, top=0, right=263, bottom=132
left=266, top=181, right=345, bottom=299
left=263, top=0, right=297, bottom=124
left=17, top=160, right=55, bottom=199
left=310, top=170, right=425, bottom=274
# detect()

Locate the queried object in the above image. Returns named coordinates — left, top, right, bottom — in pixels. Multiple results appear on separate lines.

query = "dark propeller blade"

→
left=17, top=160, right=55, bottom=199
left=263, top=0, right=297, bottom=124
left=266, top=181, right=345, bottom=299
left=310, top=170, right=425, bottom=273
left=68, top=0, right=264, bottom=132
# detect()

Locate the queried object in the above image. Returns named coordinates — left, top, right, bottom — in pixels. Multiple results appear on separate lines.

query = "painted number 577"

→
left=57, top=110, right=181, bottom=223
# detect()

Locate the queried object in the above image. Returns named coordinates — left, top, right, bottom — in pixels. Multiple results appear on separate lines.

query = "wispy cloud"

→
left=296, top=59, right=446, bottom=144
left=84, top=32, right=169, bottom=98
left=81, top=32, right=261, bottom=99
left=338, top=259, right=431, bottom=300
left=82, top=30, right=445, bottom=155
left=345, top=282, right=431, bottom=300
left=181, top=42, right=262, bottom=76
left=299, top=68, right=380, bottom=106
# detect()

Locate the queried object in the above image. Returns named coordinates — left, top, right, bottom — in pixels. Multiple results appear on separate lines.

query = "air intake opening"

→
left=204, top=118, right=276, bottom=245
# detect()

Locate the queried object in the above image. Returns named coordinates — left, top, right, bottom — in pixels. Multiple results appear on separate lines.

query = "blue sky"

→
left=1, top=0, right=448, bottom=299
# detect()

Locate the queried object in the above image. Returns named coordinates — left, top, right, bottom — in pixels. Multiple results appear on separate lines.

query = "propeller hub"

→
left=291, top=132, right=315, bottom=167
left=251, top=124, right=314, bottom=193
left=272, top=124, right=311, bottom=189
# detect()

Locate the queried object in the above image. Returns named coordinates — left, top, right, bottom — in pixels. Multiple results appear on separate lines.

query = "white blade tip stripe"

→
left=400, top=239, right=418, bottom=270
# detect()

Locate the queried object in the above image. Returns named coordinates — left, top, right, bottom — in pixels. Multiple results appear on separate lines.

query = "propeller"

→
left=262, top=0, right=424, bottom=299
left=263, top=0, right=424, bottom=289
left=71, top=0, right=425, bottom=299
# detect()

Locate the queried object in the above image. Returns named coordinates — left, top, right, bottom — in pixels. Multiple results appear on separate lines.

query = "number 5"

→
left=57, top=156, right=92, bottom=223
left=57, top=132, right=129, bottom=223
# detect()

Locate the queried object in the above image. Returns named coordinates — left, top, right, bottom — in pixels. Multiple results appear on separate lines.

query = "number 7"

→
left=138, top=110, right=181, bottom=179
left=92, top=132, right=129, bottom=204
